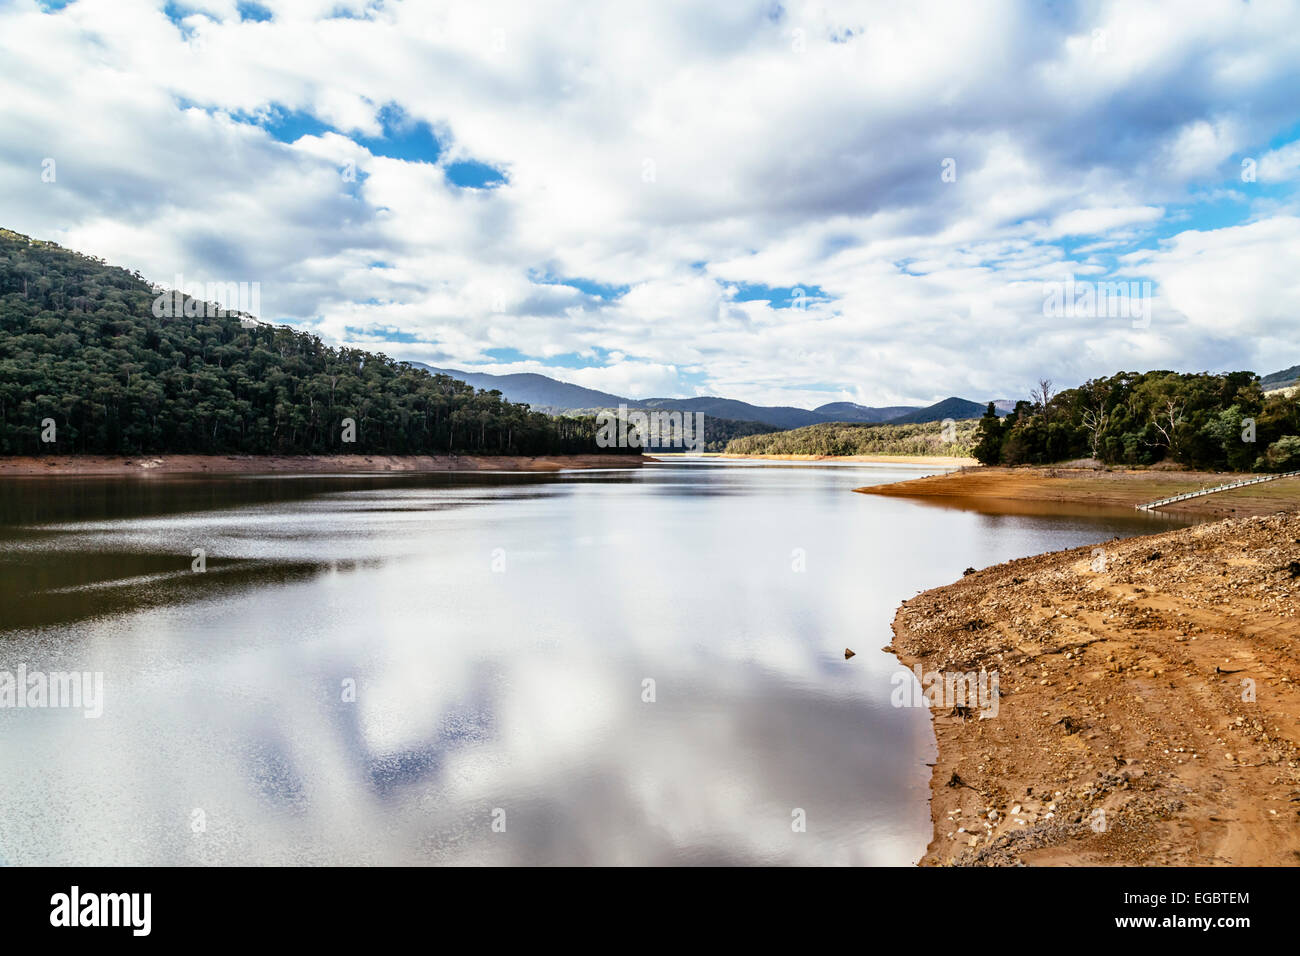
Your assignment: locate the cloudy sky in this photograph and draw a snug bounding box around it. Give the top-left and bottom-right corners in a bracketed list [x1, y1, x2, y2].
[3, 0, 1300, 408]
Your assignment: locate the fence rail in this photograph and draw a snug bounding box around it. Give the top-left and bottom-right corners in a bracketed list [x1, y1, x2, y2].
[1135, 470, 1300, 511]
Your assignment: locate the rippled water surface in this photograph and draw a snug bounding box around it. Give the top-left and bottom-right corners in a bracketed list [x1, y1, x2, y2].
[0, 461, 1191, 865]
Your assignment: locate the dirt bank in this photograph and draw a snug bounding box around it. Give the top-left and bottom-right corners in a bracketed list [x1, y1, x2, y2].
[892, 512, 1300, 866]
[0, 454, 648, 477]
[710, 453, 976, 466]
[859, 466, 1300, 518]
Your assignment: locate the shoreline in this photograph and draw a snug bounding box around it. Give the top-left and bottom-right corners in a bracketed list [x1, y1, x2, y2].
[892, 512, 1300, 865]
[859, 465, 1300, 518]
[709, 453, 976, 466]
[0, 453, 649, 477]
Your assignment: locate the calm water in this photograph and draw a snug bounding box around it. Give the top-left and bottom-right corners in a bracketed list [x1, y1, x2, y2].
[0, 461, 1191, 865]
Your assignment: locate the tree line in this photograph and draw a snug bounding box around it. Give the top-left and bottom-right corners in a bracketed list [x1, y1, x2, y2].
[972, 371, 1300, 471]
[725, 419, 977, 457]
[0, 229, 629, 457]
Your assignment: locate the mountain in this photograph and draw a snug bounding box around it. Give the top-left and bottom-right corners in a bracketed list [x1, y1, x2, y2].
[414, 365, 829, 428]
[415, 364, 1000, 429]
[0, 229, 613, 457]
[813, 401, 920, 423]
[887, 397, 993, 424]
[1261, 364, 1300, 390]
[637, 397, 829, 430]
[413, 365, 629, 410]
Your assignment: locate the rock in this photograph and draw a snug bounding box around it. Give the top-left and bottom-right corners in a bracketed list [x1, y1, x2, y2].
[844, 648, 855, 659]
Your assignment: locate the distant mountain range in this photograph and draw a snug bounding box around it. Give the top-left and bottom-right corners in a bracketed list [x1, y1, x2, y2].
[1262, 364, 1300, 391]
[411, 363, 1009, 429]
[412, 368, 629, 410]
[888, 396, 998, 424]
[410, 361, 1299, 431]
[812, 401, 918, 423]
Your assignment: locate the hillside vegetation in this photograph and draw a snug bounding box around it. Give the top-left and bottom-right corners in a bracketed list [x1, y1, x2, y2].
[724, 419, 977, 457]
[972, 370, 1300, 471]
[0, 229, 617, 457]
[553, 407, 775, 451]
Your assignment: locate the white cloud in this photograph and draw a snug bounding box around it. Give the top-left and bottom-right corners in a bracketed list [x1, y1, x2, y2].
[1128, 217, 1300, 354]
[1045, 206, 1163, 238]
[1257, 140, 1300, 183]
[2, 0, 1299, 407]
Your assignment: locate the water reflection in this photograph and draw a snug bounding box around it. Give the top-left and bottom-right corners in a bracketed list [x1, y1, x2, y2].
[0, 463, 1187, 865]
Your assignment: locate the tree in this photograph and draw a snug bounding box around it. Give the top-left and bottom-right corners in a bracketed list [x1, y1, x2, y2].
[1078, 379, 1109, 461]
[972, 403, 1004, 465]
[0, 228, 627, 458]
[1031, 378, 1055, 422]
[1262, 435, 1300, 471]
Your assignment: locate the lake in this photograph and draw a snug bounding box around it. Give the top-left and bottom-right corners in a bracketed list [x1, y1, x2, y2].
[0, 460, 1193, 865]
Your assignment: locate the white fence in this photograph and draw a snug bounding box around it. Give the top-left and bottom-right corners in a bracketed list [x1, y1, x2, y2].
[1135, 470, 1300, 511]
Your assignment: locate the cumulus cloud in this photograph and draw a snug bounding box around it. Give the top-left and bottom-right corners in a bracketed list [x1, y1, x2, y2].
[2, 0, 1299, 406]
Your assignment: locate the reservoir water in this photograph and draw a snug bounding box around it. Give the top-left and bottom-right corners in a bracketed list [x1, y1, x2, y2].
[0, 460, 1192, 865]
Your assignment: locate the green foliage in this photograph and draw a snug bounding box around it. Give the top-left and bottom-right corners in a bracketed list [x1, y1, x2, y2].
[979, 369, 1300, 472]
[0, 229, 620, 457]
[559, 407, 776, 452]
[696, 417, 777, 452]
[972, 403, 1004, 465]
[723, 419, 977, 457]
[1262, 435, 1300, 471]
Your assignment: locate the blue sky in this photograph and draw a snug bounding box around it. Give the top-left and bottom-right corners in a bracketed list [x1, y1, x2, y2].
[4, 0, 1300, 407]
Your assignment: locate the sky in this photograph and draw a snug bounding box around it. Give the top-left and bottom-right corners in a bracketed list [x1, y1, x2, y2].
[2, 0, 1300, 408]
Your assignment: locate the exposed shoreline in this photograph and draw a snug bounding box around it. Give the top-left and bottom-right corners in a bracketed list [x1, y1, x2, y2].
[859, 465, 1300, 517]
[0, 453, 649, 477]
[711, 453, 977, 466]
[892, 512, 1300, 866]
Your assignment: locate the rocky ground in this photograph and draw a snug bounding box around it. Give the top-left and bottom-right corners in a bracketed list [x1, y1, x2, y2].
[892, 511, 1300, 865]
[711, 453, 977, 466]
[861, 466, 1300, 517]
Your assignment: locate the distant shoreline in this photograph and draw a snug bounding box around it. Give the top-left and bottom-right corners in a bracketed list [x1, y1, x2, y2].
[0, 454, 648, 477]
[858, 465, 1300, 518]
[662, 452, 976, 467]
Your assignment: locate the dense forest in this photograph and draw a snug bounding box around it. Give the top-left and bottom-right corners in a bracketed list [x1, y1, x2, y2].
[0, 229, 625, 457]
[972, 371, 1300, 471]
[724, 419, 977, 457]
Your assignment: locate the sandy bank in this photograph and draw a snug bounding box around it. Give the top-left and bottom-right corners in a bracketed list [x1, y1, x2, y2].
[859, 466, 1300, 517]
[892, 512, 1300, 866]
[712, 453, 976, 466]
[0, 453, 648, 477]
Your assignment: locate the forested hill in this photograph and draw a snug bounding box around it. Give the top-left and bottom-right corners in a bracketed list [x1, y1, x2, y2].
[0, 229, 616, 457]
[971, 370, 1300, 471]
[724, 419, 976, 457]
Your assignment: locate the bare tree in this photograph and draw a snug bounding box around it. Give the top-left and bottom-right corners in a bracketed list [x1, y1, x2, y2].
[1079, 381, 1109, 460]
[1148, 398, 1185, 457]
[1031, 378, 1055, 422]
